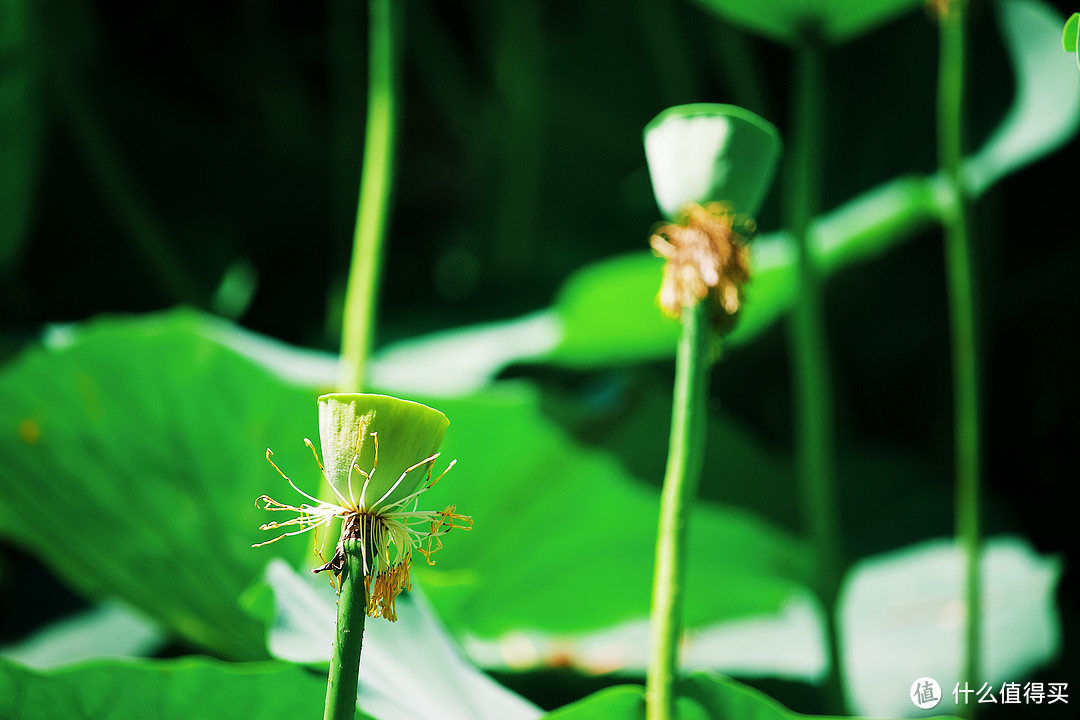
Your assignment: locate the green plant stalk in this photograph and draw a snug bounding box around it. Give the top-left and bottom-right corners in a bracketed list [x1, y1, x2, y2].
[323, 539, 368, 720]
[938, 5, 981, 716]
[339, 0, 398, 392]
[646, 301, 710, 720]
[326, 0, 398, 715]
[783, 38, 846, 712]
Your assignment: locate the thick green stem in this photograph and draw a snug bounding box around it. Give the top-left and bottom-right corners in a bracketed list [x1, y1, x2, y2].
[339, 0, 398, 392]
[323, 541, 368, 720]
[646, 302, 710, 720]
[938, 4, 980, 716]
[784, 37, 846, 713]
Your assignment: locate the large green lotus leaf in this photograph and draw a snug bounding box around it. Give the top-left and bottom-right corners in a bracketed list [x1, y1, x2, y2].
[242, 334, 819, 675]
[688, 0, 923, 45]
[840, 536, 1061, 718]
[674, 672, 846, 720]
[552, 377, 801, 531]
[0, 656, 354, 720]
[544, 685, 644, 720]
[408, 385, 813, 662]
[0, 310, 809, 673]
[545, 672, 929, 719]
[0, 310, 324, 659]
[545, 252, 678, 366]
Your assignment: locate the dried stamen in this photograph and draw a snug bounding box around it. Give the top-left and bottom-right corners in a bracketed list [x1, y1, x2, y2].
[650, 201, 753, 322]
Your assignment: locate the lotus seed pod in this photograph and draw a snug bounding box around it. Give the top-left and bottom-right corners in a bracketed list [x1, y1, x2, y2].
[318, 393, 449, 510]
[644, 103, 781, 219]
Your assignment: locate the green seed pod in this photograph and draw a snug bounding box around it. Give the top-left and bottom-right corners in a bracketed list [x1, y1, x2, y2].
[318, 393, 449, 510]
[644, 103, 781, 219]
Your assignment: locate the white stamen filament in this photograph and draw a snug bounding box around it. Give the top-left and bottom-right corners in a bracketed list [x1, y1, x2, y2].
[372, 452, 441, 508]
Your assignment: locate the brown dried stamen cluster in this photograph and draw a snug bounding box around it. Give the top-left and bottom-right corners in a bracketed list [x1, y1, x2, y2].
[311, 504, 471, 621]
[650, 201, 752, 319]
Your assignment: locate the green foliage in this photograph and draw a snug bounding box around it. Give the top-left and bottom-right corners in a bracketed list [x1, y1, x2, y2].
[0, 309, 1058, 717]
[0, 311, 317, 659]
[0, 0, 1076, 718]
[0, 656, 342, 720]
[545, 672, 915, 720]
[0, 310, 811, 666]
[417, 384, 810, 641]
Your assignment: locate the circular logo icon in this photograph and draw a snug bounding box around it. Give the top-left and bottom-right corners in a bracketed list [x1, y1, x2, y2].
[910, 677, 942, 709]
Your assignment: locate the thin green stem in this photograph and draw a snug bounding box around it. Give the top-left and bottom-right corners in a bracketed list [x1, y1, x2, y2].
[938, 4, 980, 716]
[339, 0, 398, 392]
[646, 302, 710, 720]
[784, 37, 846, 713]
[326, 1, 398, 714]
[323, 540, 368, 720]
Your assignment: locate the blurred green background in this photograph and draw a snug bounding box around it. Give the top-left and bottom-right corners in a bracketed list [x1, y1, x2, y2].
[1, 0, 1077, 717]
